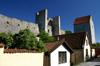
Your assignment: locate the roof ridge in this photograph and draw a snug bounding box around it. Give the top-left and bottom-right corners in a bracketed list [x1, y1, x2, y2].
[53, 31, 87, 36]
[73, 15, 91, 25]
[76, 15, 91, 19]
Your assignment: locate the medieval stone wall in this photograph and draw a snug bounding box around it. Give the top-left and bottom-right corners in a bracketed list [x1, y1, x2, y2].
[0, 14, 39, 36]
[0, 9, 65, 36]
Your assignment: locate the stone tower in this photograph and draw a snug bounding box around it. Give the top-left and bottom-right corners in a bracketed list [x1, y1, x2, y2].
[35, 9, 65, 36]
[52, 16, 61, 35]
[35, 9, 47, 32]
[73, 15, 96, 44]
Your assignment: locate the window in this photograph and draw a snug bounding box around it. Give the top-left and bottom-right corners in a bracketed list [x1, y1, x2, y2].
[7, 22, 9, 24]
[18, 24, 20, 26]
[48, 29, 49, 33]
[42, 28, 44, 30]
[86, 40, 88, 46]
[59, 52, 66, 64]
[86, 49, 88, 56]
[27, 26, 28, 28]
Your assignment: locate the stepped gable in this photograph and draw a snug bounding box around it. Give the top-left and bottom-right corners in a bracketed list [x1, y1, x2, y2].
[73, 15, 91, 25]
[53, 32, 88, 49]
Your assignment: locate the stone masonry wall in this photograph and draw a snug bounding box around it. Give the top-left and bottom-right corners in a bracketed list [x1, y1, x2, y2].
[0, 9, 65, 36]
[89, 16, 96, 44]
[35, 9, 47, 32]
[52, 16, 61, 35]
[0, 14, 39, 36]
[74, 22, 92, 44]
[74, 16, 96, 44]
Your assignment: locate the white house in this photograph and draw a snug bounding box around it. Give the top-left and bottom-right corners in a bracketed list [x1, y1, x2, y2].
[53, 31, 92, 63]
[44, 39, 74, 66]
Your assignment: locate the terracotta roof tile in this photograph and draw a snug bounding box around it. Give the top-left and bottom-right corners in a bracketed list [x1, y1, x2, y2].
[0, 43, 5, 47]
[45, 41, 60, 51]
[73, 15, 91, 25]
[53, 32, 87, 49]
[4, 49, 42, 53]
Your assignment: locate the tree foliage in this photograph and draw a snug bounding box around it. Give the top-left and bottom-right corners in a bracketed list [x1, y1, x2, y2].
[12, 29, 46, 51]
[92, 43, 100, 48]
[0, 32, 14, 48]
[37, 29, 54, 42]
[0, 29, 46, 51]
[65, 31, 72, 34]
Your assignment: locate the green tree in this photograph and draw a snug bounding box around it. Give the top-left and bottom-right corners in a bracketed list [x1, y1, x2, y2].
[92, 43, 100, 48]
[37, 29, 54, 42]
[0, 32, 14, 48]
[13, 29, 46, 51]
[65, 31, 72, 34]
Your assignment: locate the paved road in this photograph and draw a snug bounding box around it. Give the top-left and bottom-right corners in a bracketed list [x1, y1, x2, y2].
[77, 57, 100, 66]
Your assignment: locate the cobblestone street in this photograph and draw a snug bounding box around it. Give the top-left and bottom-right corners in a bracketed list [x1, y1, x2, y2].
[77, 57, 100, 66]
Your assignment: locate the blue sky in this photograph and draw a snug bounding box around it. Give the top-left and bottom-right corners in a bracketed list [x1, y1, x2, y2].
[0, 0, 100, 43]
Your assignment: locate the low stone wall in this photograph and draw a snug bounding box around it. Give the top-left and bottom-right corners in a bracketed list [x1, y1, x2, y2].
[0, 46, 44, 66]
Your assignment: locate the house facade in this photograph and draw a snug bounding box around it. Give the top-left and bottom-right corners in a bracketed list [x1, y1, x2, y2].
[73, 15, 96, 44]
[53, 31, 91, 62]
[44, 39, 74, 66]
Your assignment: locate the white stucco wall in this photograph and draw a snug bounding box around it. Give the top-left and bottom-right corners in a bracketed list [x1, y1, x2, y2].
[51, 45, 70, 66]
[0, 48, 44, 66]
[92, 49, 95, 57]
[83, 35, 91, 61]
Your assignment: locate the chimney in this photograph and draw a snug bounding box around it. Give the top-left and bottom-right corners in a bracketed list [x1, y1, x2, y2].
[57, 37, 59, 41]
[36, 37, 40, 41]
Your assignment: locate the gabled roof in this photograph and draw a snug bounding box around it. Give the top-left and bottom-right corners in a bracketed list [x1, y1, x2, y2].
[73, 15, 91, 25]
[53, 32, 90, 49]
[44, 39, 74, 54]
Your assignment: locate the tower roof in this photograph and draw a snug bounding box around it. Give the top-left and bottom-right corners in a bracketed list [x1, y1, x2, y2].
[73, 15, 91, 25]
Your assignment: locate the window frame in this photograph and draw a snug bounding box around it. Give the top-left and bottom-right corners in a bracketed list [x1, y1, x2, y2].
[58, 51, 67, 64]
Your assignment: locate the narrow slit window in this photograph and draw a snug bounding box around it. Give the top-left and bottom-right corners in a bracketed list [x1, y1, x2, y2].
[18, 24, 20, 26]
[7, 22, 9, 24]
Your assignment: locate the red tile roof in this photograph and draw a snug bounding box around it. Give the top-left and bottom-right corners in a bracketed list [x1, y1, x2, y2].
[4, 49, 42, 53]
[44, 39, 74, 53]
[73, 15, 91, 25]
[45, 41, 60, 51]
[53, 32, 88, 49]
[0, 43, 5, 47]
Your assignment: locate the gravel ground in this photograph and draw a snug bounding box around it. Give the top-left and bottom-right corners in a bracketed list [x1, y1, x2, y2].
[77, 57, 100, 66]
